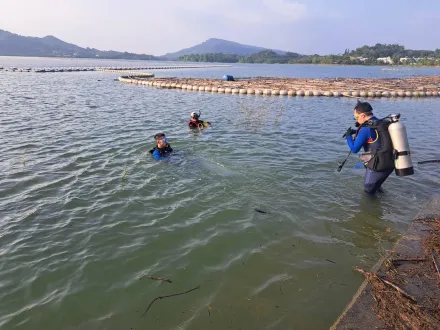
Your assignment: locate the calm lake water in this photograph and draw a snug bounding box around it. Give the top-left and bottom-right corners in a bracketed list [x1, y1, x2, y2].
[1, 57, 440, 330]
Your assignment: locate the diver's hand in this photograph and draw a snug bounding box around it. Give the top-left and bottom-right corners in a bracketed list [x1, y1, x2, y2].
[342, 127, 356, 138]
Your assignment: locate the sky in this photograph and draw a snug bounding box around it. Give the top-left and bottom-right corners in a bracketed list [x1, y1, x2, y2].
[1, 0, 439, 56]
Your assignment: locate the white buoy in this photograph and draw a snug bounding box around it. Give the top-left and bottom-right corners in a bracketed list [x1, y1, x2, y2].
[351, 91, 361, 97]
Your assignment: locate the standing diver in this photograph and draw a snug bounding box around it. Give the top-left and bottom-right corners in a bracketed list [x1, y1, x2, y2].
[149, 132, 173, 160]
[188, 112, 211, 129]
[343, 101, 395, 194]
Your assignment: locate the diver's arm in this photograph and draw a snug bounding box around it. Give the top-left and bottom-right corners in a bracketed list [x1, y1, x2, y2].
[346, 127, 369, 153]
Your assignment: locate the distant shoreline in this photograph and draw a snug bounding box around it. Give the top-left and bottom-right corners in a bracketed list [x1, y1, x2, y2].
[1, 55, 440, 69]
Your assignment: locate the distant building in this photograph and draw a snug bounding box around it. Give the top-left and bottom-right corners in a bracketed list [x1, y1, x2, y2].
[350, 56, 368, 62]
[377, 57, 393, 64]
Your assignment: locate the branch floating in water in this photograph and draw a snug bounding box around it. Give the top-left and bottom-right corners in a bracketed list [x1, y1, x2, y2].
[141, 285, 201, 318]
[418, 160, 440, 165]
[148, 275, 172, 284]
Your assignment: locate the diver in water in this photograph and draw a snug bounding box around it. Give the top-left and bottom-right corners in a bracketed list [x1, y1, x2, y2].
[344, 101, 395, 194]
[149, 132, 173, 160]
[188, 112, 211, 129]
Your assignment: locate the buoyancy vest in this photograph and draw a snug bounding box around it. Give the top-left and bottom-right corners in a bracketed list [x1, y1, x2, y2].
[361, 119, 395, 172]
[188, 119, 207, 129]
[149, 145, 173, 157]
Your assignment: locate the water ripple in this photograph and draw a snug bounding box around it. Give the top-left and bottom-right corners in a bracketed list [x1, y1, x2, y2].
[1, 61, 440, 330]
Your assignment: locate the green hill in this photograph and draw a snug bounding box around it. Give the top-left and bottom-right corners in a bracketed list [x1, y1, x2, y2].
[161, 38, 286, 60]
[0, 29, 157, 60]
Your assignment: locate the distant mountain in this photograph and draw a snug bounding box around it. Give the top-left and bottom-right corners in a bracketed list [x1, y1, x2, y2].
[162, 38, 286, 59]
[0, 30, 157, 60]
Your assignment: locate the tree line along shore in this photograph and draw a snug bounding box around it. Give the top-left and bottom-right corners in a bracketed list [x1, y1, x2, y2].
[179, 44, 440, 66]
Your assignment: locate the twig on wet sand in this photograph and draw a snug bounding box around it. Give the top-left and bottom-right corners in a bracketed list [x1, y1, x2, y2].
[391, 258, 426, 264]
[431, 250, 440, 280]
[141, 286, 201, 318]
[354, 267, 417, 303]
[379, 276, 417, 303]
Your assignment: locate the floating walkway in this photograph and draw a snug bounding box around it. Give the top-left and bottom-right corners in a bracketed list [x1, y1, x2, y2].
[0, 64, 232, 73]
[118, 76, 440, 98]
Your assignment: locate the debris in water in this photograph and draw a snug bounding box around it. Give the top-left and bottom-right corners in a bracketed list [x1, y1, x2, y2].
[148, 276, 172, 284]
[141, 285, 201, 318]
[418, 159, 440, 165]
[325, 259, 336, 264]
[254, 208, 269, 214]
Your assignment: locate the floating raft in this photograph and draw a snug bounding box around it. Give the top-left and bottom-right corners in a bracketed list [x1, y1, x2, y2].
[1, 64, 232, 73]
[118, 76, 440, 98]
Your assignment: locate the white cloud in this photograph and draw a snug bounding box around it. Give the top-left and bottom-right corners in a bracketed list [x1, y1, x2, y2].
[262, 0, 307, 22]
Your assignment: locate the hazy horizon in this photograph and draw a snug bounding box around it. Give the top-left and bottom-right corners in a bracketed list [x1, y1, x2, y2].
[2, 0, 439, 56]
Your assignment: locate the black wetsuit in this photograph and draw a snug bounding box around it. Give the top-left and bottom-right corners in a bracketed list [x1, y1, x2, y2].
[149, 145, 173, 160]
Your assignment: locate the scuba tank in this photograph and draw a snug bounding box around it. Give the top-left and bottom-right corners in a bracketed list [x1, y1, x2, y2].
[363, 114, 414, 176]
[387, 114, 414, 176]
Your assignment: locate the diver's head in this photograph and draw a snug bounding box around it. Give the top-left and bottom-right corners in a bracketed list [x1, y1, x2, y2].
[354, 101, 373, 124]
[154, 132, 168, 148]
[190, 112, 199, 120]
